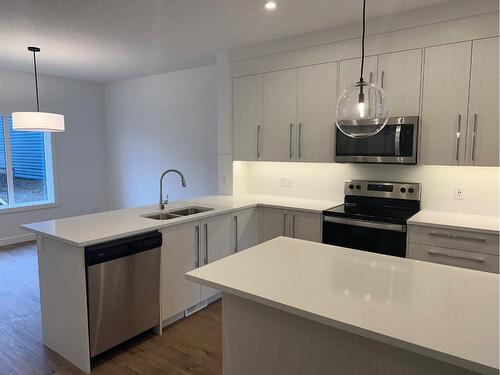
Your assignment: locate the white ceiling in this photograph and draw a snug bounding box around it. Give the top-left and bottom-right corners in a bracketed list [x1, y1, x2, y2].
[0, 0, 452, 83]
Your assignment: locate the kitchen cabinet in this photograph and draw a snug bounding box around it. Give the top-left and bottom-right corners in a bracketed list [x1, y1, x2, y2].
[232, 208, 258, 253]
[161, 221, 202, 321]
[420, 42, 472, 165]
[377, 49, 422, 116]
[408, 224, 499, 273]
[258, 207, 322, 243]
[466, 37, 499, 166]
[233, 75, 263, 160]
[262, 69, 298, 161]
[288, 210, 322, 242]
[201, 214, 233, 300]
[258, 207, 287, 243]
[296, 62, 337, 162]
[161, 213, 233, 321]
[338, 56, 378, 96]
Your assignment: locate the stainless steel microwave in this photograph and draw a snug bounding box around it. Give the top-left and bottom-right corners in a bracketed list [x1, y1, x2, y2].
[335, 116, 419, 164]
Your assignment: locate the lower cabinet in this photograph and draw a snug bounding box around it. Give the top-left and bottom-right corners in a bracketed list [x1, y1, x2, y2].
[161, 206, 322, 323]
[258, 207, 322, 243]
[407, 224, 499, 273]
[161, 213, 233, 321]
[232, 208, 258, 252]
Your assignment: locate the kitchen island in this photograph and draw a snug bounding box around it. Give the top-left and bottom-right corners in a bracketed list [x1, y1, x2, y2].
[21, 194, 338, 373]
[186, 236, 499, 375]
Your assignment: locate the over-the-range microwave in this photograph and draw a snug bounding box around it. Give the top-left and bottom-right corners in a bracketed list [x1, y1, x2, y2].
[335, 116, 419, 164]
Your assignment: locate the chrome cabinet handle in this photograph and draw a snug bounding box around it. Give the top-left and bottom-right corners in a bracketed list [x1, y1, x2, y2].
[369, 72, 373, 84]
[428, 231, 486, 242]
[233, 216, 238, 253]
[428, 249, 485, 263]
[381, 70, 385, 89]
[472, 113, 478, 162]
[292, 215, 296, 238]
[195, 225, 200, 267]
[283, 214, 287, 236]
[289, 123, 293, 159]
[256, 125, 261, 159]
[455, 114, 462, 161]
[298, 123, 302, 159]
[203, 223, 209, 265]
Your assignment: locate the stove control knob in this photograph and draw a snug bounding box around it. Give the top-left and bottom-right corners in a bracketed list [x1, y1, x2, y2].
[408, 188, 415, 194]
[349, 184, 354, 190]
[355, 185, 361, 190]
[400, 187, 406, 193]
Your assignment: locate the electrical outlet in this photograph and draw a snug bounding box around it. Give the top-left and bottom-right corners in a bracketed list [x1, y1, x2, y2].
[280, 177, 287, 187]
[455, 186, 465, 200]
[287, 177, 293, 188]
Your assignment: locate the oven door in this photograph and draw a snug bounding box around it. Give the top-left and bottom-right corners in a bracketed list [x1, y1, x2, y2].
[322, 216, 407, 257]
[335, 117, 418, 164]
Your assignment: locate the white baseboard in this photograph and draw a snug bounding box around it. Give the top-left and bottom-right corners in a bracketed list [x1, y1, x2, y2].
[0, 233, 36, 247]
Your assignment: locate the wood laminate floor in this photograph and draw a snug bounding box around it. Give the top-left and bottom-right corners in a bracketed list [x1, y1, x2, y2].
[0, 242, 222, 375]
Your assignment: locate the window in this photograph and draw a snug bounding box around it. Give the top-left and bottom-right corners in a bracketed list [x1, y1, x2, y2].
[0, 114, 55, 209]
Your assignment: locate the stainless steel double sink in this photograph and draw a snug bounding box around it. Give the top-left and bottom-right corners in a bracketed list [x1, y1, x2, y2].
[143, 206, 213, 220]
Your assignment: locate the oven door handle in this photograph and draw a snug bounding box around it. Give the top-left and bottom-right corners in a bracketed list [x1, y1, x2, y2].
[324, 216, 406, 232]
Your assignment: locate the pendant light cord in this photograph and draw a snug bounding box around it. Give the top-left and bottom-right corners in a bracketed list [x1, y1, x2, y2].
[359, 0, 366, 83]
[31, 49, 40, 112]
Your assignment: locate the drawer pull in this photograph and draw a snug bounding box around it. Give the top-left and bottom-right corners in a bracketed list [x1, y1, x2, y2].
[428, 232, 486, 242]
[428, 250, 485, 263]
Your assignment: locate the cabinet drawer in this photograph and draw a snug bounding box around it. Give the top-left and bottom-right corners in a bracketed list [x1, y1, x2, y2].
[408, 225, 499, 255]
[408, 243, 499, 273]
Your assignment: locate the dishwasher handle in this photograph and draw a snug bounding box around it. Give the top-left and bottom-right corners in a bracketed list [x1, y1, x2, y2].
[85, 231, 162, 266]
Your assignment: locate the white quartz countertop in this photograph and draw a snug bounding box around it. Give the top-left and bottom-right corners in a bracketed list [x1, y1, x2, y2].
[186, 237, 499, 374]
[22, 194, 340, 247]
[408, 209, 500, 234]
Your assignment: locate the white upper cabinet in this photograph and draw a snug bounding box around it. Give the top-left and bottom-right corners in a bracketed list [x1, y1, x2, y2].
[297, 62, 338, 162]
[262, 69, 298, 161]
[233, 75, 263, 161]
[420, 42, 472, 165]
[377, 49, 422, 116]
[466, 37, 499, 166]
[338, 55, 378, 97]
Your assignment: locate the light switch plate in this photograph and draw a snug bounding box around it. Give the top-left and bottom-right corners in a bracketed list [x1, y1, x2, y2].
[455, 186, 464, 200]
[280, 177, 287, 187]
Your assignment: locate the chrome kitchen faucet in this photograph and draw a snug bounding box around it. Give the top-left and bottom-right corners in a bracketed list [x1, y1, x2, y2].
[159, 169, 187, 210]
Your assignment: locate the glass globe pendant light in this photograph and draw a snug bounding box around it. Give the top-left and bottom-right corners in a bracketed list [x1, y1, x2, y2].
[336, 0, 390, 138]
[12, 47, 65, 132]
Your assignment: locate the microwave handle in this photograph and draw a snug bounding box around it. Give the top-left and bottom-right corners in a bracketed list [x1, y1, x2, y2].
[394, 125, 401, 156]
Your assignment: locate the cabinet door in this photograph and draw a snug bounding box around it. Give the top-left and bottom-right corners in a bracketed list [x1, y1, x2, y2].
[378, 49, 422, 116]
[161, 222, 201, 321]
[258, 207, 287, 243]
[420, 42, 471, 165]
[233, 75, 263, 161]
[467, 37, 499, 166]
[297, 62, 337, 162]
[262, 69, 298, 161]
[233, 208, 258, 252]
[201, 214, 233, 300]
[289, 210, 322, 243]
[338, 55, 378, 97]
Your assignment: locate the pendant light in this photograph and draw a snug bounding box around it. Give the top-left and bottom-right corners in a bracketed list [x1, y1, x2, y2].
[12, 47, 65, 132]
[335, 0, 390, 138]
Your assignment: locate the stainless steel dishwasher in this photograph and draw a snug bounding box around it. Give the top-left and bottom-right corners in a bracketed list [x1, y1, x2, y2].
[85, 231, 162, 357]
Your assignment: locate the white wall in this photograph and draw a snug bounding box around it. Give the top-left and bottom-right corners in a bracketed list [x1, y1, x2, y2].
[234, 162, 500, 216]
[0, 68, 108, 245]
[105, 65, 218, 209]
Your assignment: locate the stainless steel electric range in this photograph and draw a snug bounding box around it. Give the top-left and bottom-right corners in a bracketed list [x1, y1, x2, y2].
[322, 180, 421, 258]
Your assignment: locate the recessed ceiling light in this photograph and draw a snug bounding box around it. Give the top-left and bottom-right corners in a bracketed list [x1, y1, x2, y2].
[265, 1, 277, 10]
